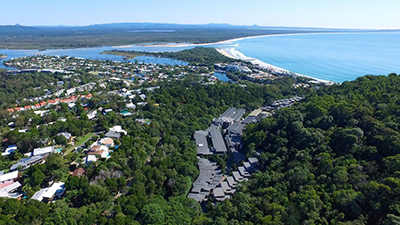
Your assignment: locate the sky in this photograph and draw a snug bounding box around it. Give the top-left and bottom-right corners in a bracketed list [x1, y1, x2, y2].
[1, 0, 399, 29]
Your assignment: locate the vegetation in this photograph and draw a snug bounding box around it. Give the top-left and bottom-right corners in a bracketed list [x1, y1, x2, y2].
[104, 47, 240, 66]
[0, 23, 335, 50]
[3, 45, 400, 224]
[206, 73, 400, 224]
[0, 74, 295, 224]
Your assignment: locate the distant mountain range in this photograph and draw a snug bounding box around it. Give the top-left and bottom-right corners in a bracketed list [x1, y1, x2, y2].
[0, 22, 380, 33]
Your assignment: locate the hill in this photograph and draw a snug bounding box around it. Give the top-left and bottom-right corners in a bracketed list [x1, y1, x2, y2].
[205, 73, 400, 224]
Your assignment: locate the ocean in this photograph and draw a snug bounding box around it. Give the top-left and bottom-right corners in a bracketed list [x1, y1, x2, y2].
[216, 32, 400, 83]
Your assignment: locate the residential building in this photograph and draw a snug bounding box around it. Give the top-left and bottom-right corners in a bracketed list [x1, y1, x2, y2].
[10, 156, 44, 171]
[31, 182, 65, 203]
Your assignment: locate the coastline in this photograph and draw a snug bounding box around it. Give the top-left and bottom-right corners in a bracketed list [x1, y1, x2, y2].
[216, 48, 334, 84]
[140, 34, 283, 48]
[140, 32, 337, 48]
[139, 32, 335, 84]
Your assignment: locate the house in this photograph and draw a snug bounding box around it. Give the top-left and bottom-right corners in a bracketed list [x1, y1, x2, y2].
[221, 181, 235, 195]
[248, 157, 259, 167]
[243, 161, 255, 173]
[102, 109, 113, 115]
[84, 155, 97, 164]
[10, 155, 44, 171]
[31, 182, 65, 203]
[57, 132, 72, 141]
[88, 144, 109, 158]
[0, 181, 22, 199]
[109, 126, 127, 135]
[106, 125, 127, 138]
[105, 131, 121, 139]
[226, 176, 237, 188]
[135, 118, 150, 125]
[87, 110, 97, 120]
[98, 138, 114, 147]
[238, 166, 251, 178]
[213, 187, 228, 201]
[71, 168, 86, 177]
[139, 94, 146, 100]
[2, 145, 17, 156]
[0, 171, 19, 184]
[34, 110, 49, 117]
[232, 171, 244, 182]
[32, 146, 55, 156]
[126, 103, 136, 109]
[137, 102, 147, 107]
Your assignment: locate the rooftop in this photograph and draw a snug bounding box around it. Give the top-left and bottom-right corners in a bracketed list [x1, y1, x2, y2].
[227, 123, 246, 135]
[0, 171, 18, 183]
[33, 146, 55, 156]
[209, 126, 227, 153]
[194, 130, 211, 155]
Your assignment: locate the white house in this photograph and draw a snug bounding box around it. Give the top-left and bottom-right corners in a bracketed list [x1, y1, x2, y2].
[31, 182, 65, 202]
[2, 145, 17, 156]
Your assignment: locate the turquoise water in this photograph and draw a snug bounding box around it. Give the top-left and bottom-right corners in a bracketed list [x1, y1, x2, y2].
[216, 32, 400, 82]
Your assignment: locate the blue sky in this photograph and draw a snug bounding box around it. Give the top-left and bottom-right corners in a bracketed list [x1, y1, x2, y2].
[1, 0, 399, 29]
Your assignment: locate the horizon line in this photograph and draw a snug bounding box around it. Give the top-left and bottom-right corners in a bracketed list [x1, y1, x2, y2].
[0, 22, 398, 31]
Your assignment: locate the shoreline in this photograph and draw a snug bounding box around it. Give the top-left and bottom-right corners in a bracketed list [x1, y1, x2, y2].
[140, 32, 342, 48]
[216, 48, 334, 84]
[141, 30, 400, 48]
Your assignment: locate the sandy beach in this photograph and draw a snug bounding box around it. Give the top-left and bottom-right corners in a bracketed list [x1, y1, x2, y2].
[111, 45, 133, 48]
[216, 47, 333, 84]
[139, 33, 335, 84]
[141, 32, 337, 48]
[139, 32, 337, 84]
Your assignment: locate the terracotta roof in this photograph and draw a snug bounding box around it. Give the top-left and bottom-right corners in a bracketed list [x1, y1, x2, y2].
[72, 168, 86, 177]
[88, 149, 105, 155]
[91, 145, 101, 151]
[100, 138, 114, 145]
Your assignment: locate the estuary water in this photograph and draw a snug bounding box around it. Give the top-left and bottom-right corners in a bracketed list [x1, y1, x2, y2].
[219, 32, 400, 82]
[0, 45, 191, 69]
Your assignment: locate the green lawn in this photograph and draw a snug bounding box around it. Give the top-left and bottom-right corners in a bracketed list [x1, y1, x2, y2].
[64, 132, 95, 155]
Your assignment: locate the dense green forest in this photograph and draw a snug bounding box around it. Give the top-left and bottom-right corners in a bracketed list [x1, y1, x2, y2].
[104, 47, 240, 66]
[202, 74, 400, 224]
[0, 23, 338, 50]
